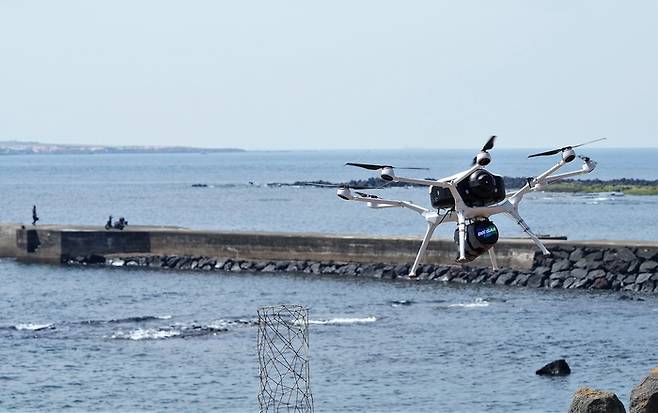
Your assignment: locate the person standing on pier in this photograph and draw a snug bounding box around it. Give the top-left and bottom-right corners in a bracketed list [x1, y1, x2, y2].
[32, 205, 39, 225]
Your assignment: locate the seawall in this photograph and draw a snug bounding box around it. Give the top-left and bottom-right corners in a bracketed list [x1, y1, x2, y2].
[2, 224, 657, 294]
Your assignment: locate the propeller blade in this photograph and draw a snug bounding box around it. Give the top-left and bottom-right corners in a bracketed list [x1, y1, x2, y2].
[345, 162, 428, 171]
[572, 137, 607, 149]
[528, 138, 606, 158]
[481, 135, 496, 152]
[527, 148, 563, 158]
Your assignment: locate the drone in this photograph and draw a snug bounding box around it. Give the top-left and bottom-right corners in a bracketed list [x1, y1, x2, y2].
[336, 136, 605, 277]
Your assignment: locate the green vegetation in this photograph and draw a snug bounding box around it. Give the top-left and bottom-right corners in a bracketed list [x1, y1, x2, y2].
[545, 182, 658, 195]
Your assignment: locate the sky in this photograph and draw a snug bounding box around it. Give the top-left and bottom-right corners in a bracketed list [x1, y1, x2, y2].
[0, 1, 656, 150]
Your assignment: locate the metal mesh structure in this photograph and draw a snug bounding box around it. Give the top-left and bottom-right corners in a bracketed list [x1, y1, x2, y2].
[257, 305, 314, 413]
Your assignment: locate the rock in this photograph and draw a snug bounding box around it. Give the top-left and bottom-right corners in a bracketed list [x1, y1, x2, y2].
[630, 367, 658, 413]
[617, 247, 640, 263]
[110, 259, 125, 267]
[628, 261, 641, 274]
[567, 387, 626, 413]
[637, 249, 658, 261]
[549, 279, 562, 288]
[623, 274, 638, 285]
[512, 273, 531, 287]
[636, 273, 653, 285]
[571, 268, 589, 280]
[262, 264, 277, 272]
[536, 359, 571, 376]
[527, 273, 546, 288]
[495, 272, 515, 286]
[639, 261, 658, 273]
[570, 248, 585, 262]
[588, 269, 607, 280]
[591, 277, 610, 290]
[573, 278, 592, 289]
[552, 259, 572, 272]
[534, 266, 551, 276]
[563, 277, 577, 289]
[550, 271, 571, 281]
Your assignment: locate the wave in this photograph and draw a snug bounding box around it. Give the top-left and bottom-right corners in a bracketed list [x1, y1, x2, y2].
[12, 323, 55, 331]
[109, 320, 241, 341]
[448, 298, 490, 308]
[390, 300, 414, 307]
[111, 328, 181, 341]
[306, 316, 377, 325]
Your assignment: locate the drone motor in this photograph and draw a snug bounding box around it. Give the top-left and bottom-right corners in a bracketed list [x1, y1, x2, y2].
[453, 218, 499, 262]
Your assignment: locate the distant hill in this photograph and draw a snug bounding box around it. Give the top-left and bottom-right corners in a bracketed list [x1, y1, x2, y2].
[0, 141, 245, 155]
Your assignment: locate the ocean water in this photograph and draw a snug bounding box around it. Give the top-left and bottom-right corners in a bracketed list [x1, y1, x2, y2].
[1, 149, 658, 412]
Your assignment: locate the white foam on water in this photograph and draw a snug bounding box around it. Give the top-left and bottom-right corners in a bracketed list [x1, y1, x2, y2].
[14, 323, 54, 331]
[111, 328, 180, 340]
[156, 315, 173, 320]
[449, 298, 490, 308]
[306, 316, 377, 325]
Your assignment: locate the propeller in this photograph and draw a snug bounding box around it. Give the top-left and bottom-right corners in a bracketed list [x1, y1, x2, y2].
[528, 138, 606, 158]
[345, 163, 429, 171]
[472, 135, 496, 165]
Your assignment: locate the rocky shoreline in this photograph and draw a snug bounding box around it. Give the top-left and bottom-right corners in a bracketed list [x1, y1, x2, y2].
[62, 243, 658, 295]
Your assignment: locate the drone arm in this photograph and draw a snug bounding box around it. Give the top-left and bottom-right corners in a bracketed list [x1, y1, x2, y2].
[390, 176, 450, 188]
[543, 158, 597, 184]
[351, 195, 429, 215]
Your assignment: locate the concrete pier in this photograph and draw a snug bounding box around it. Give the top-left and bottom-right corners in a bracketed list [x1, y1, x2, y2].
[2, 223, 657, 294]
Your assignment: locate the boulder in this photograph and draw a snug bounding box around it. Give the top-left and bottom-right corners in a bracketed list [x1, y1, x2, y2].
[637, 249, 658, 261]
[552, 259, 572, 272]
[591, 277, 610, 290]
[639, 261, 658, 273]
[568, 387, 626, 413]
[630, 367, 658, 413]
[527, 273, 546, 288]
[636, 273, 653, 285]
[536, 359, 571, 376]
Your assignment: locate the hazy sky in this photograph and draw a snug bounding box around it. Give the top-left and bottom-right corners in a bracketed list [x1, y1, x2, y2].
[1, 1, 656, 150]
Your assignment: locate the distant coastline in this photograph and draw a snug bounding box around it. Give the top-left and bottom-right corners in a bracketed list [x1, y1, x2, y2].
[0, 140, 244, 155]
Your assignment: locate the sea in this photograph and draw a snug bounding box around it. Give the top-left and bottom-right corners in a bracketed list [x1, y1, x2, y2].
[1, 148, 657, 412]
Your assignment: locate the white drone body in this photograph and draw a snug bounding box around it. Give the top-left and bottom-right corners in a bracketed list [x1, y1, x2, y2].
[338, 136, 603, 277]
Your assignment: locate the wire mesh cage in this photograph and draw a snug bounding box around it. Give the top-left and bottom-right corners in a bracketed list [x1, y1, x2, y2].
[257, 304, 314, 413]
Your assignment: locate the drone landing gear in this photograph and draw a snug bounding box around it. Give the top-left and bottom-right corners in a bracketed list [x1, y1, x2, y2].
[409, 222, 439, 278]
[506, 209, 551, 256]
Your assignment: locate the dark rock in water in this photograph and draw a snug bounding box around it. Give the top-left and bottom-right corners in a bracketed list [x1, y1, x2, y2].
[630, 367, 658, 413]
[536, 359, 571, 376]
[567, 387, 626, 413]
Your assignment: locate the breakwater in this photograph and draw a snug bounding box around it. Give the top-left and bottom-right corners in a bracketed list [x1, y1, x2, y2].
[3, 224, 656, 295]
[276, 176, 658, 195]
